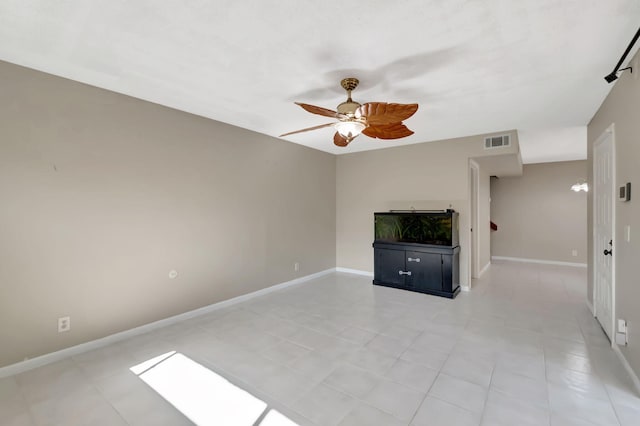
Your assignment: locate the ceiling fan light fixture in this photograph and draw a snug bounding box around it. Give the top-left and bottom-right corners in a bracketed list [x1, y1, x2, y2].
[335, 120, 366, 138]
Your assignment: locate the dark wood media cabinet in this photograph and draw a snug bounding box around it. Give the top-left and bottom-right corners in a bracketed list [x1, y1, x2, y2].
[373, 242, 460, 298]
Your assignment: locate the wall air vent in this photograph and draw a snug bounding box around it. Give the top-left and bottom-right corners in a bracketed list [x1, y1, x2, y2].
[484, 134, 511, 149]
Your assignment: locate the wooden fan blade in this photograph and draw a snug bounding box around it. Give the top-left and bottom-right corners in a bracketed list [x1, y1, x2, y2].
[358, 102, 418, 125]
[295, 102, 340, 118]
[362, 122, 414, 140]
[280, 122, 336, 137]
[333, 132, 350, 147]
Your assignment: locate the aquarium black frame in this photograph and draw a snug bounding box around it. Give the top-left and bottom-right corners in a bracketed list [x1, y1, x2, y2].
[373, 209, 460, 298]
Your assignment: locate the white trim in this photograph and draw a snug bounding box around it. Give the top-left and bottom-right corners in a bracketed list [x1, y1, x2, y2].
[0, 268, 336, 378]
[335, 267, 373, 277]
[586, 299, 595, 316]
[460, 285, 471, 292]
[469, 159, 480, 280]
[478, 262, 491, 277]
[491, 256, 587, 268]
[612, 344, 640, 396]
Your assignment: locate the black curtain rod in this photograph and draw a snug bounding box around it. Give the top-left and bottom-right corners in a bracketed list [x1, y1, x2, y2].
[605, 26, 640, 83]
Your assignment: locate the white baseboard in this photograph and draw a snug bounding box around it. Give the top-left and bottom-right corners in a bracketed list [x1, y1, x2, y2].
[460, 285, 470, 292]
[478, 262, 491, 277]
[612, 344, 640, 397]
[0, 268, 336, 378]
[335, 267, 373, 277]
[491, 256, 587, 268]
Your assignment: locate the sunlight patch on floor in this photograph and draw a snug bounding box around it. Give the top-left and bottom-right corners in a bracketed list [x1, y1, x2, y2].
[260, 409, 300, 426]
[130, 351, 298, 425]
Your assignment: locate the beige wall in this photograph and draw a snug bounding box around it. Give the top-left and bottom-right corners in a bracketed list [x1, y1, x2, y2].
[588, 49, 640, 377]
[490, 161, 587, 263]
[336, 132, 520, 288]
[0, 61, 336, 368]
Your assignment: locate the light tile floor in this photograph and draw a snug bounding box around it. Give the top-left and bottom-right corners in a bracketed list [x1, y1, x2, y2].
[2, 261, 640, 425]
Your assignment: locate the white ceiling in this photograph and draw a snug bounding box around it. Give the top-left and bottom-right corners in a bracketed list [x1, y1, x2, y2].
[1, 1, 638, 162]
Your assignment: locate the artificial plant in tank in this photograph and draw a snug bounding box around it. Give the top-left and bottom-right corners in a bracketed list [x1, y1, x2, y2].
[374, 213, 453, 245]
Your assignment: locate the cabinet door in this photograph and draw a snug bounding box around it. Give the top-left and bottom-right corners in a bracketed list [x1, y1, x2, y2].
[406, 251, 442, 292]
[374, 248, 406, 287]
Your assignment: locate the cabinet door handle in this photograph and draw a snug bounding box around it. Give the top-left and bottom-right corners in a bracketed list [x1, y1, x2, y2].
[407, 257, 421, 263]
[399, 270, 412, 276]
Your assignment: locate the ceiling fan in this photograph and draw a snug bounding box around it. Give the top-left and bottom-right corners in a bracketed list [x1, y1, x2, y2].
[280, 78, 419, 147]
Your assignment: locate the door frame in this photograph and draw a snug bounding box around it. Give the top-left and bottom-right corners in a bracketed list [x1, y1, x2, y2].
[592, 123, 616, 345]
[469, 159, 480, 280]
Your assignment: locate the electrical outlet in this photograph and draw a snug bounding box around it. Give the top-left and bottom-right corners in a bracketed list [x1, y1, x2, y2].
[58, 316, 71, 333]
[294, 262, 300, 272]
[571, 249, 578, 257]
[618, 319, 627, 333]
[616, 319, 628, 346]
[616, 332, 628, 346]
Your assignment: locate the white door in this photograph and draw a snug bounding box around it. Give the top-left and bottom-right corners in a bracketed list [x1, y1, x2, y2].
[593, 127, 615, 341]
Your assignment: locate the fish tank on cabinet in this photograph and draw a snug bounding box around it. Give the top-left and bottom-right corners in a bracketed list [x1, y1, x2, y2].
[374, 209, 459, 247]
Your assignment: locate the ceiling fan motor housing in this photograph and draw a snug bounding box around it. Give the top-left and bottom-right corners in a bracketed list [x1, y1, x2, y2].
[337, 100, 362, 117]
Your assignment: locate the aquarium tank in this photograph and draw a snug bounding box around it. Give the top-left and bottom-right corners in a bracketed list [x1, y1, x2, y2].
[374, 210, 459, 247]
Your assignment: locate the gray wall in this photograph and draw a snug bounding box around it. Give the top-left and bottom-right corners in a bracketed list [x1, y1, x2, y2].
[0, 61, 337, 368]
[490, 161, 587, 263]
[588, 49, 640, 378]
